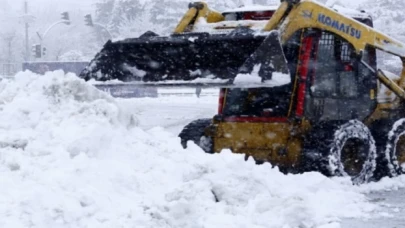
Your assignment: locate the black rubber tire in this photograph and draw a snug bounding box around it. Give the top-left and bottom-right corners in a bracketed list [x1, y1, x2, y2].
[382, 118, 405, 176]
[328, 120, 377, 184]
[369, 119, 396, 180]
[303, 120, 376, 184]
[178, 118, 214, 153]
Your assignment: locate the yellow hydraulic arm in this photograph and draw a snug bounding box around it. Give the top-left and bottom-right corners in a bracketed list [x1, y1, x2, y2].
[174, 2, 224, 34]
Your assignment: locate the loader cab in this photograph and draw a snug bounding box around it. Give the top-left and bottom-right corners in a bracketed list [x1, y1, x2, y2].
[218, 14, 377, 124]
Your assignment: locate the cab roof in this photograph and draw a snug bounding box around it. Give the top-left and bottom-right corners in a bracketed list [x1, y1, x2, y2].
[222, 5, 279, 14]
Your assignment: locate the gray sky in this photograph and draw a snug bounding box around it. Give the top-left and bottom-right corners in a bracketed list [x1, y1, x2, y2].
[6, 0, 369, 12]
[6, 0, 96, 12]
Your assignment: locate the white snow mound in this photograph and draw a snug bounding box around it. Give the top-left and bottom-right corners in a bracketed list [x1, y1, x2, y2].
[0, 71, 383, 228]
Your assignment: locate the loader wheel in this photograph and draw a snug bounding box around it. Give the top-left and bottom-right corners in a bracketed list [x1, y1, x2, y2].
[178, 118, 214, 154]
[369, 119, 396, 180]
[328, 120, 377, 184]
[382, 119, 405, 176]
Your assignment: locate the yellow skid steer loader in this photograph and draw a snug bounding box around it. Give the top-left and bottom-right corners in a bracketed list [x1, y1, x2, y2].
[81, 0, 405, 184]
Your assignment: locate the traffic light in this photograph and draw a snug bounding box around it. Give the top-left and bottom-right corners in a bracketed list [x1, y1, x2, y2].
[84, 14, 93, 27]
[42, 47, 47, 56]
[32, 44, 42, 58]
[61, 12, 70, 25]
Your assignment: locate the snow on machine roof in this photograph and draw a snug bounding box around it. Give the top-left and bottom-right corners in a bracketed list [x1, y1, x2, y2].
[194, 3, 372, 34]
[222, 5, 280, 14]
[221, 3, 371, 20]
[332, 5, 371, 20]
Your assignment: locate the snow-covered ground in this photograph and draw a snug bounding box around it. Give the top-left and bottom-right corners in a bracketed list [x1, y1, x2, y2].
[0, 71, 405, 228]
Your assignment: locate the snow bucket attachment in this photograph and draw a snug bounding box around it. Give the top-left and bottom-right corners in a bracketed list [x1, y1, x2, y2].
[80, 30, 290, 87]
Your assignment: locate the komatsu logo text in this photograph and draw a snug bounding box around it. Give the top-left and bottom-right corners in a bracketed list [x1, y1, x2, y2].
[317, 14, 362, 39]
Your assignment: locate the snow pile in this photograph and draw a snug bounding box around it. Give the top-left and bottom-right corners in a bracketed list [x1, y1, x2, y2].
[193, 20, 269, 34]
[0, 70, 388, 228]
[358, 175, 405, 192]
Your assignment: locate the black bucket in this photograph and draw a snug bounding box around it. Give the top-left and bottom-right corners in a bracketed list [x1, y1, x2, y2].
[80, 30, 289, 86]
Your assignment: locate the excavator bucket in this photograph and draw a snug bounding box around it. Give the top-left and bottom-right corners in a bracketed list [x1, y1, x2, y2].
[80, 30, 290, 87]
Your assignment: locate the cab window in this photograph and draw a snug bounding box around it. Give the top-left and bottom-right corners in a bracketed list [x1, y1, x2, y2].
[221, 31, 302, 118]
[222, 86, 291, 117]
[304, 29, 377, 122]
[310, 32, 373, 98]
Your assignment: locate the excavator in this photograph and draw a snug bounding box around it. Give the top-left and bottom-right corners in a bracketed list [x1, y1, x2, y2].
[80, 0, 405, 184]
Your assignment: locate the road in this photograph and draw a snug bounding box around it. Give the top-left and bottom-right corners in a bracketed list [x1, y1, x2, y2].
[342, 190, 405, 228]
[125, 88, 405, 228]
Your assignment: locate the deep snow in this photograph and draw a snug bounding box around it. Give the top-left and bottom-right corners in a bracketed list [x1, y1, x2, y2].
[0, 71, 404, 228]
